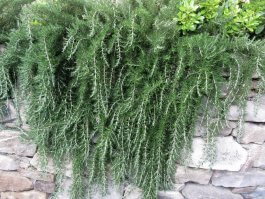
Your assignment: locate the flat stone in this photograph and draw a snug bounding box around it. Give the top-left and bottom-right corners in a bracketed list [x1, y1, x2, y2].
[158, 191, 184, 199]
[57, 178, 72, 199]
[232, 187, 257, 194]
[252, 80, 259, 90]
[1, 190, 47, 199]
[19, 103, 30, 131]
[30, 153, 56, 174]
[252, 71, 260, 79]
[123, 184, 185, 199]
[64, 158, 73, 177]
[187, 136, 247, 171]
[30, 153, 72, 176]
[182, 184, 243, 199]
[212, 169, 265, 187]
[248, 90, 257, 98]
[0, 44, 5, 53]
[0, 130, 36, 156]
[89, 183, 124, 199]
[0, 171, 33, 191]
[19, 157, 32, 169]
[123, 184, 142, 199]
[34, 180, 55, 193]
[174, 166, 212, 184]
[173, 184, 185, 191]
[0, 155, 19, 170]
[0, 99, 18, 124]
[228, 99, 265, 122]
[241, 144, 262, 171]
[221, 83, 258, 98]
[233, 123, 265, 144]
[19, 168, 55, 182]
[228, 105, 241, 121]
[220, 83, 229, 98]
[242, 187, 265, 199]
[253, 144, 265, 169]
[194, 121, 236, 137]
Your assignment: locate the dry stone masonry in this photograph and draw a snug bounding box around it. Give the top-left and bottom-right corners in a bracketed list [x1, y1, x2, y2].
[0, 45, 265, 198]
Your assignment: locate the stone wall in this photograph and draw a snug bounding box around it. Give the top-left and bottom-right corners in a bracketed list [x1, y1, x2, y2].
[0, 44, 265, 198]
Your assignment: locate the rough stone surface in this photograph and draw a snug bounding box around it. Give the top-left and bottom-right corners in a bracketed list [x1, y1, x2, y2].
[34, 180, 55, 193]
[187, 136, 247, 171]
[1, 190, 47, 199]
[57, 178, 72, 199]
[232, 187, 257, 194]
[174, 166, 212, 184]
[242, 187, 265, 199]
[252, 80, 259, 90]
[233, 123, 265, 144]
[30, 153, 56, 174]
[212, 169, 265, 187]
[1, 89, 265, 198]
[182, 184, 243, 199]
[195, 121, 236, 137]
[90, 183, 124, 199]
[0, 130, 36, 156]
[19, 157, 32, 169]
[220, 82, 258, 98]
[228, 99, 265, 122]
[157, 191, 184, 199]
[19, 169, 55, 182]
[30, 153, 72, 176]
[0, 155, 19, 171]
[241, 144, 263, 171]
[0, 44, 5, 53]
[64, 159, 73, 178]
[123, 185, 142, 199]
[248, 90, 257, 98]
[0, 99, 18, 124]
[253, 144, 265, 169]
[19, 103, 30, 131]
[252, 71, 260, 79]
[0, 171, 33, 191]
[173, 184, 185, 191]
[123, 185, 184, 199]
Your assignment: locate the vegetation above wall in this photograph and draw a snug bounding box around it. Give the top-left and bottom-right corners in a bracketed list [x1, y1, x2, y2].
[0, 0, 35, 43]
[0, 0, 265, 198]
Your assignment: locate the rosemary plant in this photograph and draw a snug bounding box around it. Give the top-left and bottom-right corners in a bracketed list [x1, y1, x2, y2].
[0, 0, 265, 198]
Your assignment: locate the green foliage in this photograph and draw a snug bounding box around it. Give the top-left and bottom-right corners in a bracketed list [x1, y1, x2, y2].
[175, 0, 264, 36]
[175, 0, 204, 33]
[244, 0, 265, 37]
[223, 0, 264, 35]
[244, 0, 265, 12]
[0, 0, 35, 43]
[200, 0, 221, 20]
[0, 0, 265, 199]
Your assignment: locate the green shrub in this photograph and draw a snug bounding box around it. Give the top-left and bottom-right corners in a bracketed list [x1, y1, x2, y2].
[175, 0, 204, 34]
[0, 0, 265, 198]
[0, 0, 35, 43]
[244, 0, 265, 37]
[222, 0, 264, 36]
[200, 0, 221, 20]
[174, 0, 264, 36]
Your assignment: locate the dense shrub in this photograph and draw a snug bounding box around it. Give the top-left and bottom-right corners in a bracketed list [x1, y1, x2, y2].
[0, 0, 265, 198]
[0, 0, 35, 43]
[244, 0, 265, 37]
[174, 0, 264, 36]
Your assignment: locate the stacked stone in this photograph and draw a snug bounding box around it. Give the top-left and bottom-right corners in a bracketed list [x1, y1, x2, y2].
[1, 90, 265, 199]
[0, 43, 265, 198]
[0, 100, 57, 199]
[123, 73, 265, 199]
